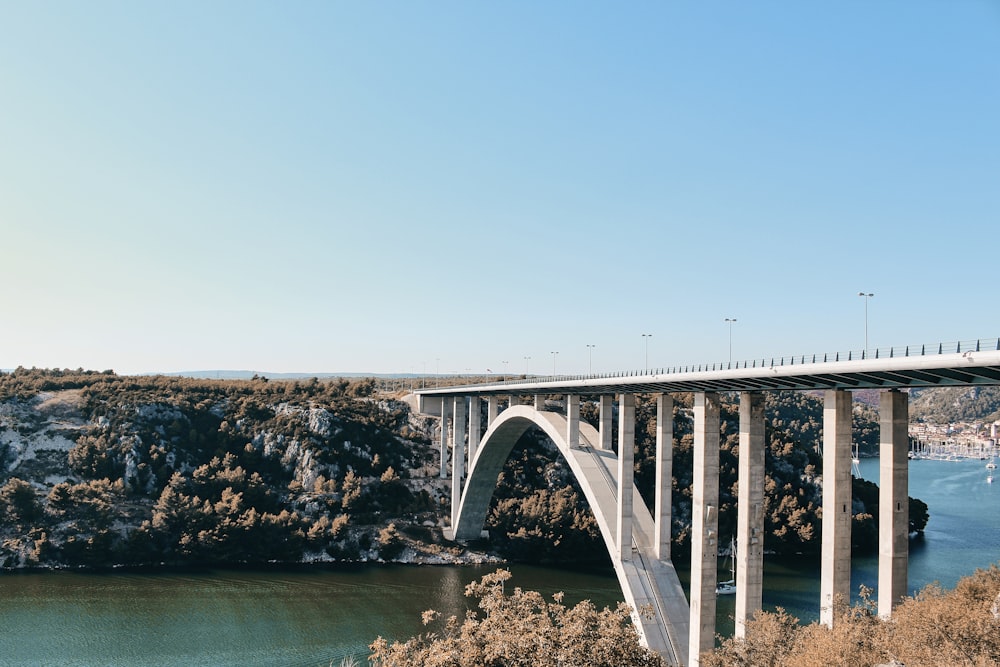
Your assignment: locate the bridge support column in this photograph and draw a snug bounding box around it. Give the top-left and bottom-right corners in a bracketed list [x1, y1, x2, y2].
[654, 393, 673, 560]
[821, 389, 853, 627]
[439, 399, 450, 478]
[487, 396, 499, 426]
[566, 394, 580, 449]
[468, 396, 481, 470]
[534, 394, 545, 411]
[617, 393, 635, 562]
[599, 394, 613, 450]
[689, 392, 720, 667]
[450, 397, 466, 527]
[878, 389, 909, 618]
[508, 395, 519, 410]
[735, 391, 765, 639]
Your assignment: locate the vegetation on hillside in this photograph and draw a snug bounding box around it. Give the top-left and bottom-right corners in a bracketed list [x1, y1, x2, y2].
[2, 369, 928, 571]
[0, 368, 443, 568]
[908, 386, 1000, 424]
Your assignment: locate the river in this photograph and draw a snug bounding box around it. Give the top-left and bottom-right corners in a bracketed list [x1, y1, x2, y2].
[0, 458, 996, 666]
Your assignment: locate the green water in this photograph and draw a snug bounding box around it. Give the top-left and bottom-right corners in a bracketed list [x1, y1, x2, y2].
[0, 458, 997, 666]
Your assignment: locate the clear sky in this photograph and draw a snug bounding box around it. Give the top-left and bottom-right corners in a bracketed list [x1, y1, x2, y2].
[2, 2, 998, 377]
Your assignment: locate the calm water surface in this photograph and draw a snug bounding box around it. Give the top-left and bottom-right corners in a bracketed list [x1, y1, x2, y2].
[1, 458, 997, 666]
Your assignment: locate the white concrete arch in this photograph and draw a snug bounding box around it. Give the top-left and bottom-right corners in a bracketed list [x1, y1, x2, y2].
[449, 405, 691, 665]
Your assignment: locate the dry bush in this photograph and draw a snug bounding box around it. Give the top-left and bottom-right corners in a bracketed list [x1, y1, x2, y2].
[369, 568, 668, 667]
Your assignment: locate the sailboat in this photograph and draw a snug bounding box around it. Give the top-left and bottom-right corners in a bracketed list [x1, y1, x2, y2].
[716, 537, 736, 596]
[986, 454, 997, 471]
[852, 444, 862, 477]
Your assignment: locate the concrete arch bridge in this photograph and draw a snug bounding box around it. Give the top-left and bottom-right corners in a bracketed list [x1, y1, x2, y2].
[414, 339, 1000, 666]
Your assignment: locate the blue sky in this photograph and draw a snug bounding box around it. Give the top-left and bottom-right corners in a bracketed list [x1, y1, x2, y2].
[2, 2, 998, 376]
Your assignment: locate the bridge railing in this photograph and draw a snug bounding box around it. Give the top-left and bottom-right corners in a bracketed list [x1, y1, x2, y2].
[477, 337, 1000, 387]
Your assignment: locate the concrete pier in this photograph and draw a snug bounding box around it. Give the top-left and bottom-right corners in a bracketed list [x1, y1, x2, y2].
[735, 391, 765, 638]
[439, 399, 450, 478]
[450, 397, 466, 526]
[654, 393, 673, 560]
[617, 393, 635, 562]
[468, 396, 480, 469]
[689, 392, 720, 667]
[566, 394, 580, 449]
[878, 389, 909, 617]
[487, 395, 499, 426]
[821, 389, 852, 627]
[599, 394, 613, 450]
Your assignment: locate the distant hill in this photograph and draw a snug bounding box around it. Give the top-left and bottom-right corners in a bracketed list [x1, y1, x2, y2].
[908, 386, 1000, 424]
[160, 370, 423, 380]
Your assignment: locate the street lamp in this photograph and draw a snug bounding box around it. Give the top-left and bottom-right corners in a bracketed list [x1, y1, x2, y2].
[858, 292, 874, 355]
[586, 344, 595, 375]
[502, 360, 509, 381]
[523, 356, 531, 376]
[642, 333, 652, 372]
[550, 351, 559, 376]
[725, 318, 737, 364]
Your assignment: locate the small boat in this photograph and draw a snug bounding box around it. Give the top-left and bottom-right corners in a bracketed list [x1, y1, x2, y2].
[717, 537, 736, 596]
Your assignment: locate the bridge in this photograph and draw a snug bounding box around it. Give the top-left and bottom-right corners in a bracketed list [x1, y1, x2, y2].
[412, 338, 1000, 667]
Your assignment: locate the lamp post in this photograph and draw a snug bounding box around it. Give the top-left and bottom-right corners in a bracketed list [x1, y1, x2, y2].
[725, 318, 737, 364]
[550, 351, 559, 376]
[858, 292, 874, 355]
[502, 360, 509, 381]
[523, 356, 531, 376]
[586, 344, 595, 375]
[642, 333, 652, 372]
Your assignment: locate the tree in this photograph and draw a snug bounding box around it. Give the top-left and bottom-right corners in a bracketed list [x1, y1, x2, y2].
[0, 478, 42, 527]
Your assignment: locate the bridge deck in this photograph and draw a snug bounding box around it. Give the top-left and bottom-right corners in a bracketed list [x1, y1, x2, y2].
[416, 347, 1000, 397]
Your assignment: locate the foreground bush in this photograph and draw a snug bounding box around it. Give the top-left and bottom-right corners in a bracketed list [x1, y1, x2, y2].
[703, 564, 1000, 667]
[369, 568, 667, 667]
